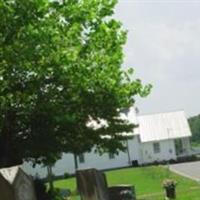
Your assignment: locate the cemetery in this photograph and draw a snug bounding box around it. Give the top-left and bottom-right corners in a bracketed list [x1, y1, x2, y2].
[53, 166, 200, 200]
[0, 163, 200, 200]
[1, 0, 200, 200]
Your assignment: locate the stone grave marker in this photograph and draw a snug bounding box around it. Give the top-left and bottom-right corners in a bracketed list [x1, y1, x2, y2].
[76, 168, 110, 200]
[108, 185, 136, 200]
[0, 166, 37, 200]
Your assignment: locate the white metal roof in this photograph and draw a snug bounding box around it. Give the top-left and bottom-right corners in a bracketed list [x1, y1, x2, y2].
[138, 110, 192, 143]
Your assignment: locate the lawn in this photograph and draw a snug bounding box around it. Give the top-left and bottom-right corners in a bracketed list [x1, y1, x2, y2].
[54, 166, 200, 200]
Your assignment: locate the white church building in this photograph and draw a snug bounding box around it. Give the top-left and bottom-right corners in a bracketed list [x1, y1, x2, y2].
[22, 108, 192, 178]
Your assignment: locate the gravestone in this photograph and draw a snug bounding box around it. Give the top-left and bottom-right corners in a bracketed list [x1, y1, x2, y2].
[76, 168, 109, 200]
[108, 185, 136, 200]
[0, 166, 37, 200]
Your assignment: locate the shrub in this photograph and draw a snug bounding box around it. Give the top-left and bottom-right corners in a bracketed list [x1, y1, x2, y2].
[48, 189, 64, 200]
[162, 179, 177, 189]
[63, 172, 70, 179]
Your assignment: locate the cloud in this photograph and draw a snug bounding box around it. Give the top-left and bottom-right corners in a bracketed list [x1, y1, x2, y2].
[124, 20, 200, 82]
[114, 1, 200, 116]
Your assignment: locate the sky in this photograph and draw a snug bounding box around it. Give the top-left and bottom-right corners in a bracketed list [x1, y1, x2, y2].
[114, 0, 200, 117]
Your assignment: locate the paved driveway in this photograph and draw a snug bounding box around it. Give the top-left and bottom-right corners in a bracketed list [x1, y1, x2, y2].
[170, 161, 200, 181]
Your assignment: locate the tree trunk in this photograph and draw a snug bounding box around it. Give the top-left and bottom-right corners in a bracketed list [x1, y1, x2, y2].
[47, 165, 54, 192]
[0, 110, 20, 167]
[1, 128, 14, 167]
[74, 154, 79, 171]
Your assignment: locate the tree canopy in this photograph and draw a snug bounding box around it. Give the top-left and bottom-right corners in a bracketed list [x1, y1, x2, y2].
[188, 114, 200, 143]
[0, 0, 151, 167]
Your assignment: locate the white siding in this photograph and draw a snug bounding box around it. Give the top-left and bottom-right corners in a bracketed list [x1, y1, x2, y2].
[128, 135, 143, 164]
[22, 154, 75, 178]
[22, 137, 191, 178]
[141, 139, 177, 164]
[22, 148, 132, 178]
[77, 150, 129, 171]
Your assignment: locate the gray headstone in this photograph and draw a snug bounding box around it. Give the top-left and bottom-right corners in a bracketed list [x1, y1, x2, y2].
[76, 168, 109, 200]
[108, 185, 136, 200]
[0, 166, 37, 200]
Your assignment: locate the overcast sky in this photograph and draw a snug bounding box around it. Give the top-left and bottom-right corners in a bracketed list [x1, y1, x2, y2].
[115, 0, 200, 117]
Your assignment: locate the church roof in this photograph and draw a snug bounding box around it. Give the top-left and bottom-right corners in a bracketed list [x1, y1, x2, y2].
[138, 110, 192, 143]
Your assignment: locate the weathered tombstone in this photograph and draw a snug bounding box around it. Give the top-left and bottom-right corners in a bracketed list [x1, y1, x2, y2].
[165, 187, 176, 199]
[0, 166, 37, 200]
[108, 185, 136, 200]
[76, 168, 110, 200]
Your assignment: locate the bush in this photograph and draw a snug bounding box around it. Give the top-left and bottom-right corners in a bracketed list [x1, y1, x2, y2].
[162, 179, 177, 189]
[34, 178, 64, 200]
[63, 172, 70, 179]
[49, 189, 64, 200]
[176, 155, 198, 163]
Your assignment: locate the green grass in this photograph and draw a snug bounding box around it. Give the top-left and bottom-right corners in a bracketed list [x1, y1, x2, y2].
[54, 166, 200, 200]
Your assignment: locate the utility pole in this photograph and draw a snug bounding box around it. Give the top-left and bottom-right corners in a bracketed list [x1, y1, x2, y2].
[167, 128, 172, 177]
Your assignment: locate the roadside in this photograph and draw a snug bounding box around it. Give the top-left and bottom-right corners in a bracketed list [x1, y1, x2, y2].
[170, 161, 200, 182]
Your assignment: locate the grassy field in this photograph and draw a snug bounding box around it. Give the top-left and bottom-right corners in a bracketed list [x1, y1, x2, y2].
[54, 166, 200, 200]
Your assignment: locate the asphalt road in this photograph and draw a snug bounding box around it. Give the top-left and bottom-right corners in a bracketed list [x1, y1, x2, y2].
[170, 161, 200, 181]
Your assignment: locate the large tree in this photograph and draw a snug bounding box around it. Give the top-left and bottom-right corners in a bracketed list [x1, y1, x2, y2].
[0, 0, 151, 167]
